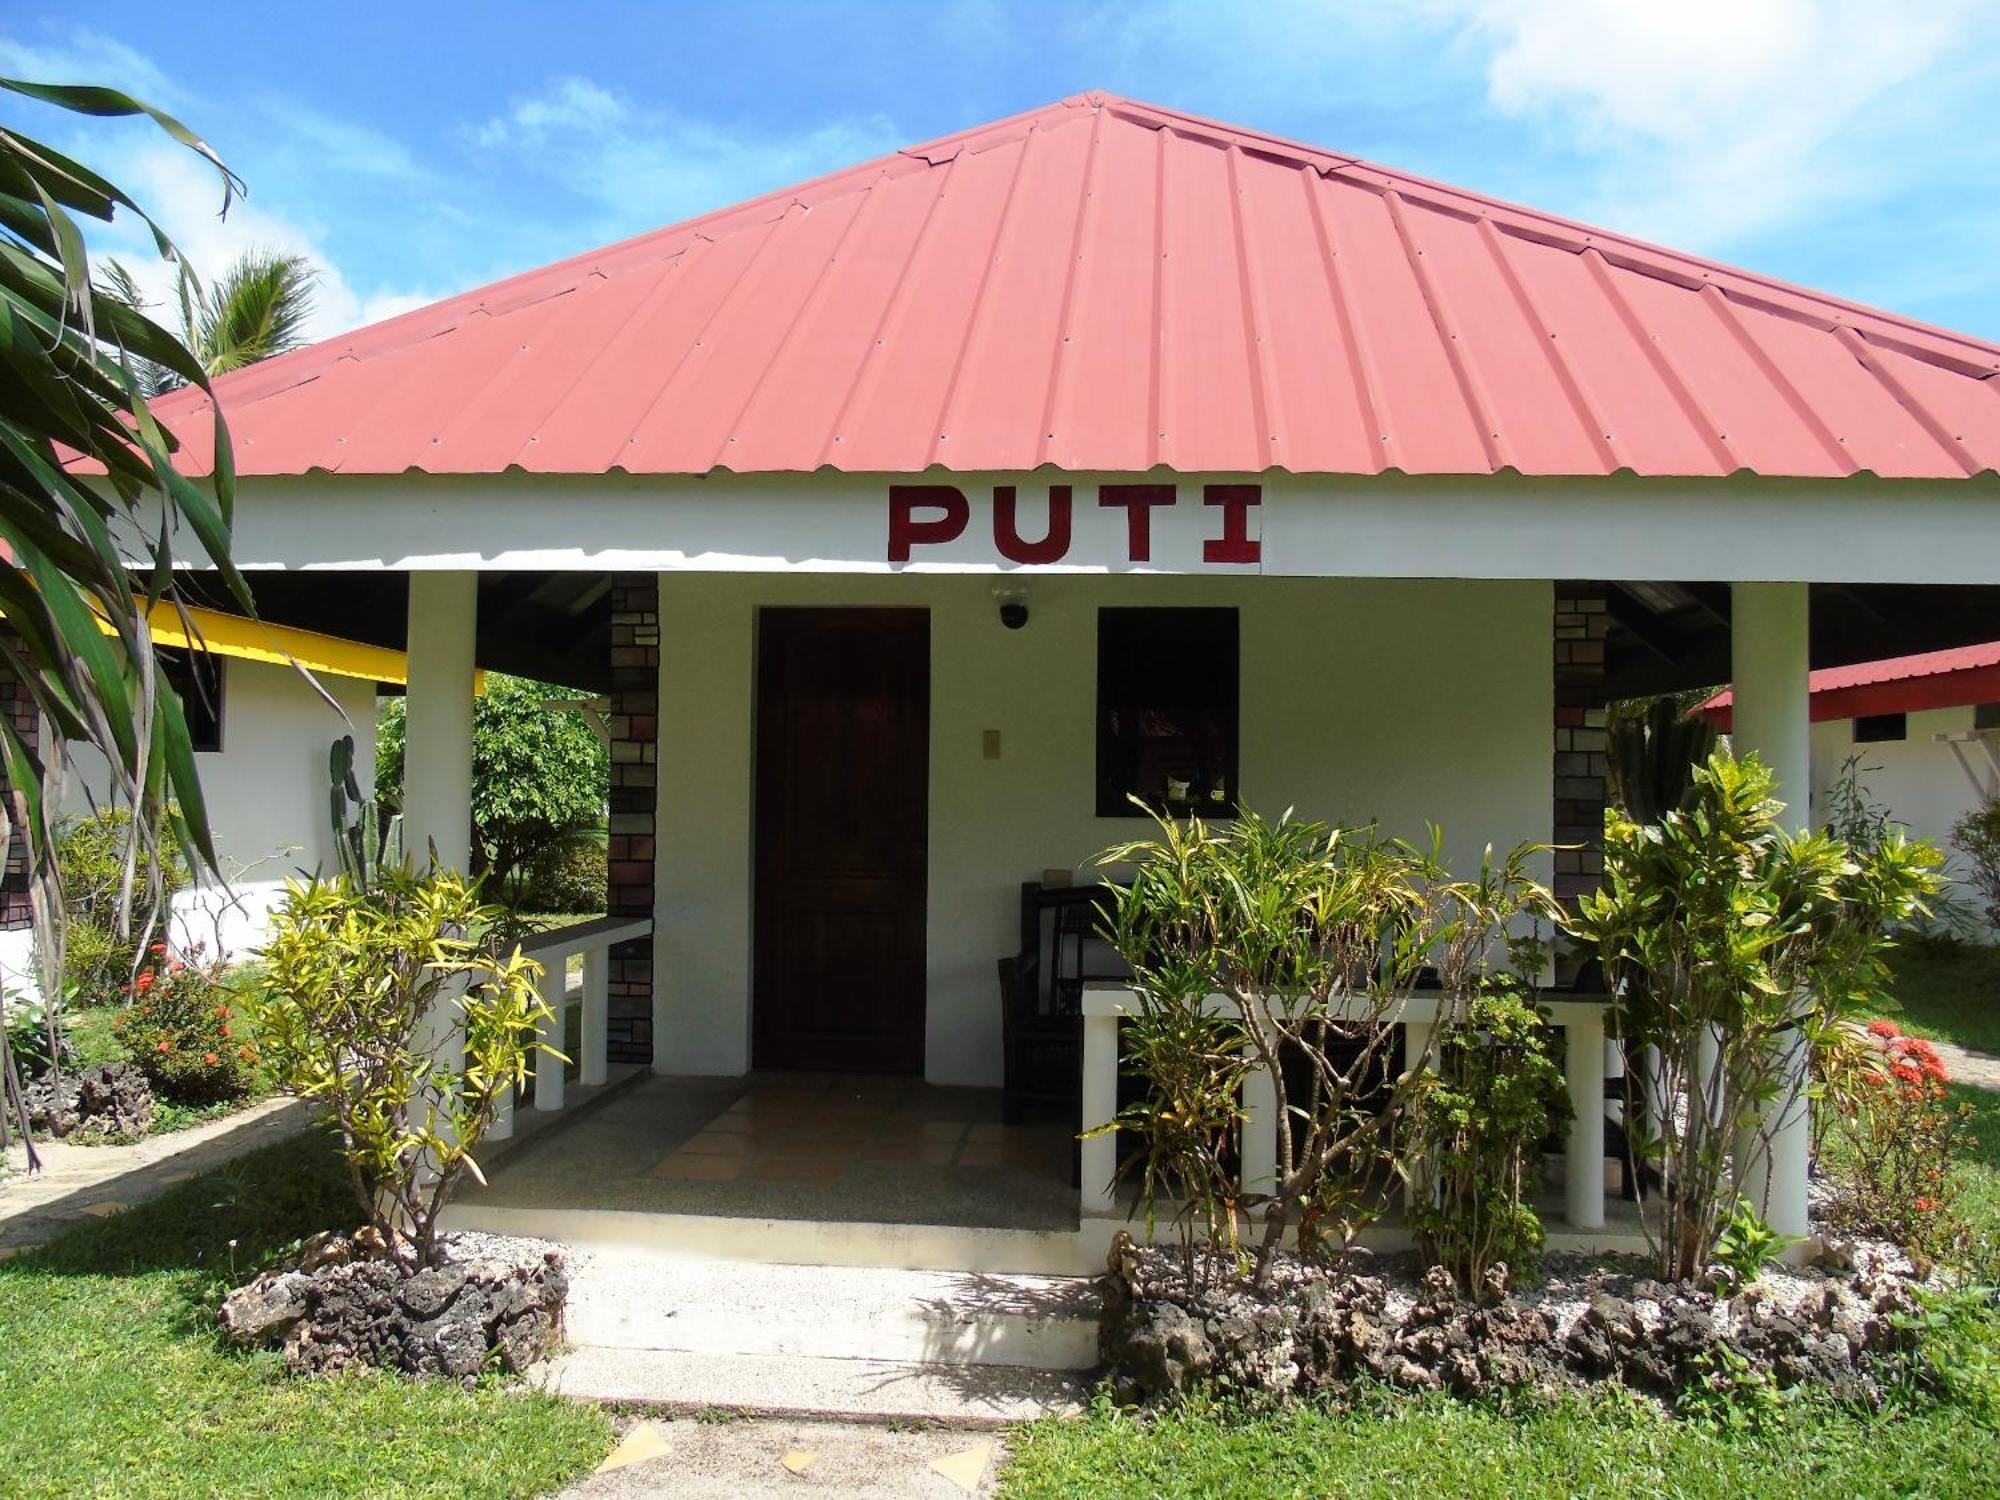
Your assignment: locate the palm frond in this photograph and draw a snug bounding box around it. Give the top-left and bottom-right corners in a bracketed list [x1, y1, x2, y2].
[194, 250, 318, 375]
[0, 76, 247, 1156]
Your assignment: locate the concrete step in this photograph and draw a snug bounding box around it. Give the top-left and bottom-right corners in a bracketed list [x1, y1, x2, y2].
[537, 1344, 1089, 1425]
[564, 1251, 1102, 1371]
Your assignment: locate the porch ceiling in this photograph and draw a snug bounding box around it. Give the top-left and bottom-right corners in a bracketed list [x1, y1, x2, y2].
[209, 569, 2000, 704]
[184, 570, 614, 692]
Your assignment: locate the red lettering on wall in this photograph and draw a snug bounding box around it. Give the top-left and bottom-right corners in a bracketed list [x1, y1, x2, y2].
[992, 484, 1073, 564]
[887, 485, 971, 562]
[1097, 484, 1177, 563]
[1202, 484, 1261, 565]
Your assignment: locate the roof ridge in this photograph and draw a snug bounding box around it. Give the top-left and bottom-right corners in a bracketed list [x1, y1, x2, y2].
[161, 88, 2000, 426]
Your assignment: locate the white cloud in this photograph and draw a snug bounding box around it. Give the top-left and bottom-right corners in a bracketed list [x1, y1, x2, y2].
[3, 24, 450, 340]
[1429, 0, 1991, 245]
[1099, 0, 1998, 256]
[89, 142, 441, 342]
[468, 75, 903, 236]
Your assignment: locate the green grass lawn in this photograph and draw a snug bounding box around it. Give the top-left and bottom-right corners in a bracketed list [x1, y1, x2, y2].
[1873, 943, 2000, 1056]
[0, 1128, 612, 1498]
[1003, 948, 2000, 1499]
[1005, 1386, 1997, 1500]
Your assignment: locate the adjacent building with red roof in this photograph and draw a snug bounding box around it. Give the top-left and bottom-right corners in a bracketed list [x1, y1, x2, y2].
[1701, 643, 2000, 914]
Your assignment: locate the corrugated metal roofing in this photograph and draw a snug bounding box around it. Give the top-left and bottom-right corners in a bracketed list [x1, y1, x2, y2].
[1704, 640, 2000, 714]
[150, 91, 2000, 479]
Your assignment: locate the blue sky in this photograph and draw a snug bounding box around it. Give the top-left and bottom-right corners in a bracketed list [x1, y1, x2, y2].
[5, 2, 1997, 343]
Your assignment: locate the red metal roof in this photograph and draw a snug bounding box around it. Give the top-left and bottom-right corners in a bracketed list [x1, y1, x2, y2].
[150, 92, 2000, 479]
[1701, 640, 2000, 727]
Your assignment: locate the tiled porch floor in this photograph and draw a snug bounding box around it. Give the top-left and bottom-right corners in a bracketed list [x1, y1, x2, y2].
[463, 1073, 1080, 1233]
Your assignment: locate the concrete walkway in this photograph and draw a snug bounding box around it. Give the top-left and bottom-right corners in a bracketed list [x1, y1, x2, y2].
[562, 1416, 1009, 1498]
[0, 1095, 311, 1254]
[1934, 1038, 2000, 1092]
[536, 1247, 1095, 1425]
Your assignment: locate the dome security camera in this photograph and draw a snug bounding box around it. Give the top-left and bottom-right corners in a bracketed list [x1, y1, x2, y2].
[999, 599, 1030, 630]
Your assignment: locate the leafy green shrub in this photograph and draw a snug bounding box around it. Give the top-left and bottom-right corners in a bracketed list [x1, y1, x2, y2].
[2, 986, 69, 1078]
[521, 836, 605, 914]
[253, 864, 556, 1268]
[1711, 1197, 1796, 1287]
[40, 808, 187, 1006]
[1406, 982, 1570, 1291]
[377, 674, 608, 893]
[1950, 795, 2000, 930]
[112, 945, 255, 1104]
[1095, 808, 1558, 1291]
[1572, 750, 1942, 1280]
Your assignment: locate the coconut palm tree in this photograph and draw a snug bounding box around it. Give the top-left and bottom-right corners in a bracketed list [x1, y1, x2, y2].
[101, 249, 319, 394]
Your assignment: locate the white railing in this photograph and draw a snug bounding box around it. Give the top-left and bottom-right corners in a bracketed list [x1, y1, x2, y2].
[488, 915, 653, 1139]
[1078, 982, 1615, 1231]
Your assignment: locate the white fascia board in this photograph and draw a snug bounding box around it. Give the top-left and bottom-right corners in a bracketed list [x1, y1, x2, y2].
[198, 470, 2000, 586]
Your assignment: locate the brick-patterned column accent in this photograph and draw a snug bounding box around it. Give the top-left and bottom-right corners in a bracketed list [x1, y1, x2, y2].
[0, 642, 37, 933]
[1552, 582, 1609, 911]
[605, 575, 659, 1065]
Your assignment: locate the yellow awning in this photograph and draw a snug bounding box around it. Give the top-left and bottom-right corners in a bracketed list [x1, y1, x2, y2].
[106, 601, 486, 692]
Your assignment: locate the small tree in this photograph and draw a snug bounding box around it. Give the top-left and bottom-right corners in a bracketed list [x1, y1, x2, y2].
[255, 864, 557, 1268]
[377, 674, 607, 896]
[1572, 750, 1941, 1280]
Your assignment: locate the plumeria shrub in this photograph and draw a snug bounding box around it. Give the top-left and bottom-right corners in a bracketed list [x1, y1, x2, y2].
[111, 943, 254, 1103]
[254, 863, 556, 1269]
[1094, 807, 1559, 1292]
[1824, 1020, 1975, 1259]
[1572, 750, 1942, 1281]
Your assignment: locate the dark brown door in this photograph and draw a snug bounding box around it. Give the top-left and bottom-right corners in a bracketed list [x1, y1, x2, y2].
[753, 608, 930, 1072]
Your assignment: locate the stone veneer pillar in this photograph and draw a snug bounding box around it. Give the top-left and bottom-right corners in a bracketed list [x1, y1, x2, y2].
[1552, 582, 1610, 913]
[605, 575, 659, 1065]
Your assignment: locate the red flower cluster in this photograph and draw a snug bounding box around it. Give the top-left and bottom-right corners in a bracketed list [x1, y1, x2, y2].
[1862, 1024, 1952, 1102]
[1835, 1017, 1973, 1257]
[112, 943, 256, 1107]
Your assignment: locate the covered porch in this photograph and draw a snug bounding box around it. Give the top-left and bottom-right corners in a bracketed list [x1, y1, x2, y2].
[227, 549, 2000, 1269]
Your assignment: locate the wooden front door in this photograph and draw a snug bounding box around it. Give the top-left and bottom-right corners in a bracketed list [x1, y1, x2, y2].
[753, 608, 930, 1072]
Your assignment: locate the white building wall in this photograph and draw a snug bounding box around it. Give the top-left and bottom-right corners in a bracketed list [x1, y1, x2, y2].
[654, 573, 1553, 1086]
[1810, 706, 1994, 918]
[55, 656, 377, 960]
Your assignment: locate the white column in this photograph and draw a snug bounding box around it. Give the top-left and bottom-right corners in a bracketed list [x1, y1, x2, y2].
[1564, 1016, 1606, 1230]
[533, 958, 566, 1112]
[1731, 582, 1812, 825]
[1239, 1046, 1278, 1200]
[404, 572, 478, 1140]
[581, 947, 610, 1086]
[403, 571, 478, 874]
[1080, 1011, 1120, 1213]
[1730, 581, 1813, 1243]
[1402, 1019, 1435, 1211]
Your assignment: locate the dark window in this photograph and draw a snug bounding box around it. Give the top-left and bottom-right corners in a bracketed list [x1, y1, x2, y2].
[1853, 712, 1906, 744]
[1096, 607, 1238, 817]
[160, 649, 224, 752]
[1975, 702, 2000, 731]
